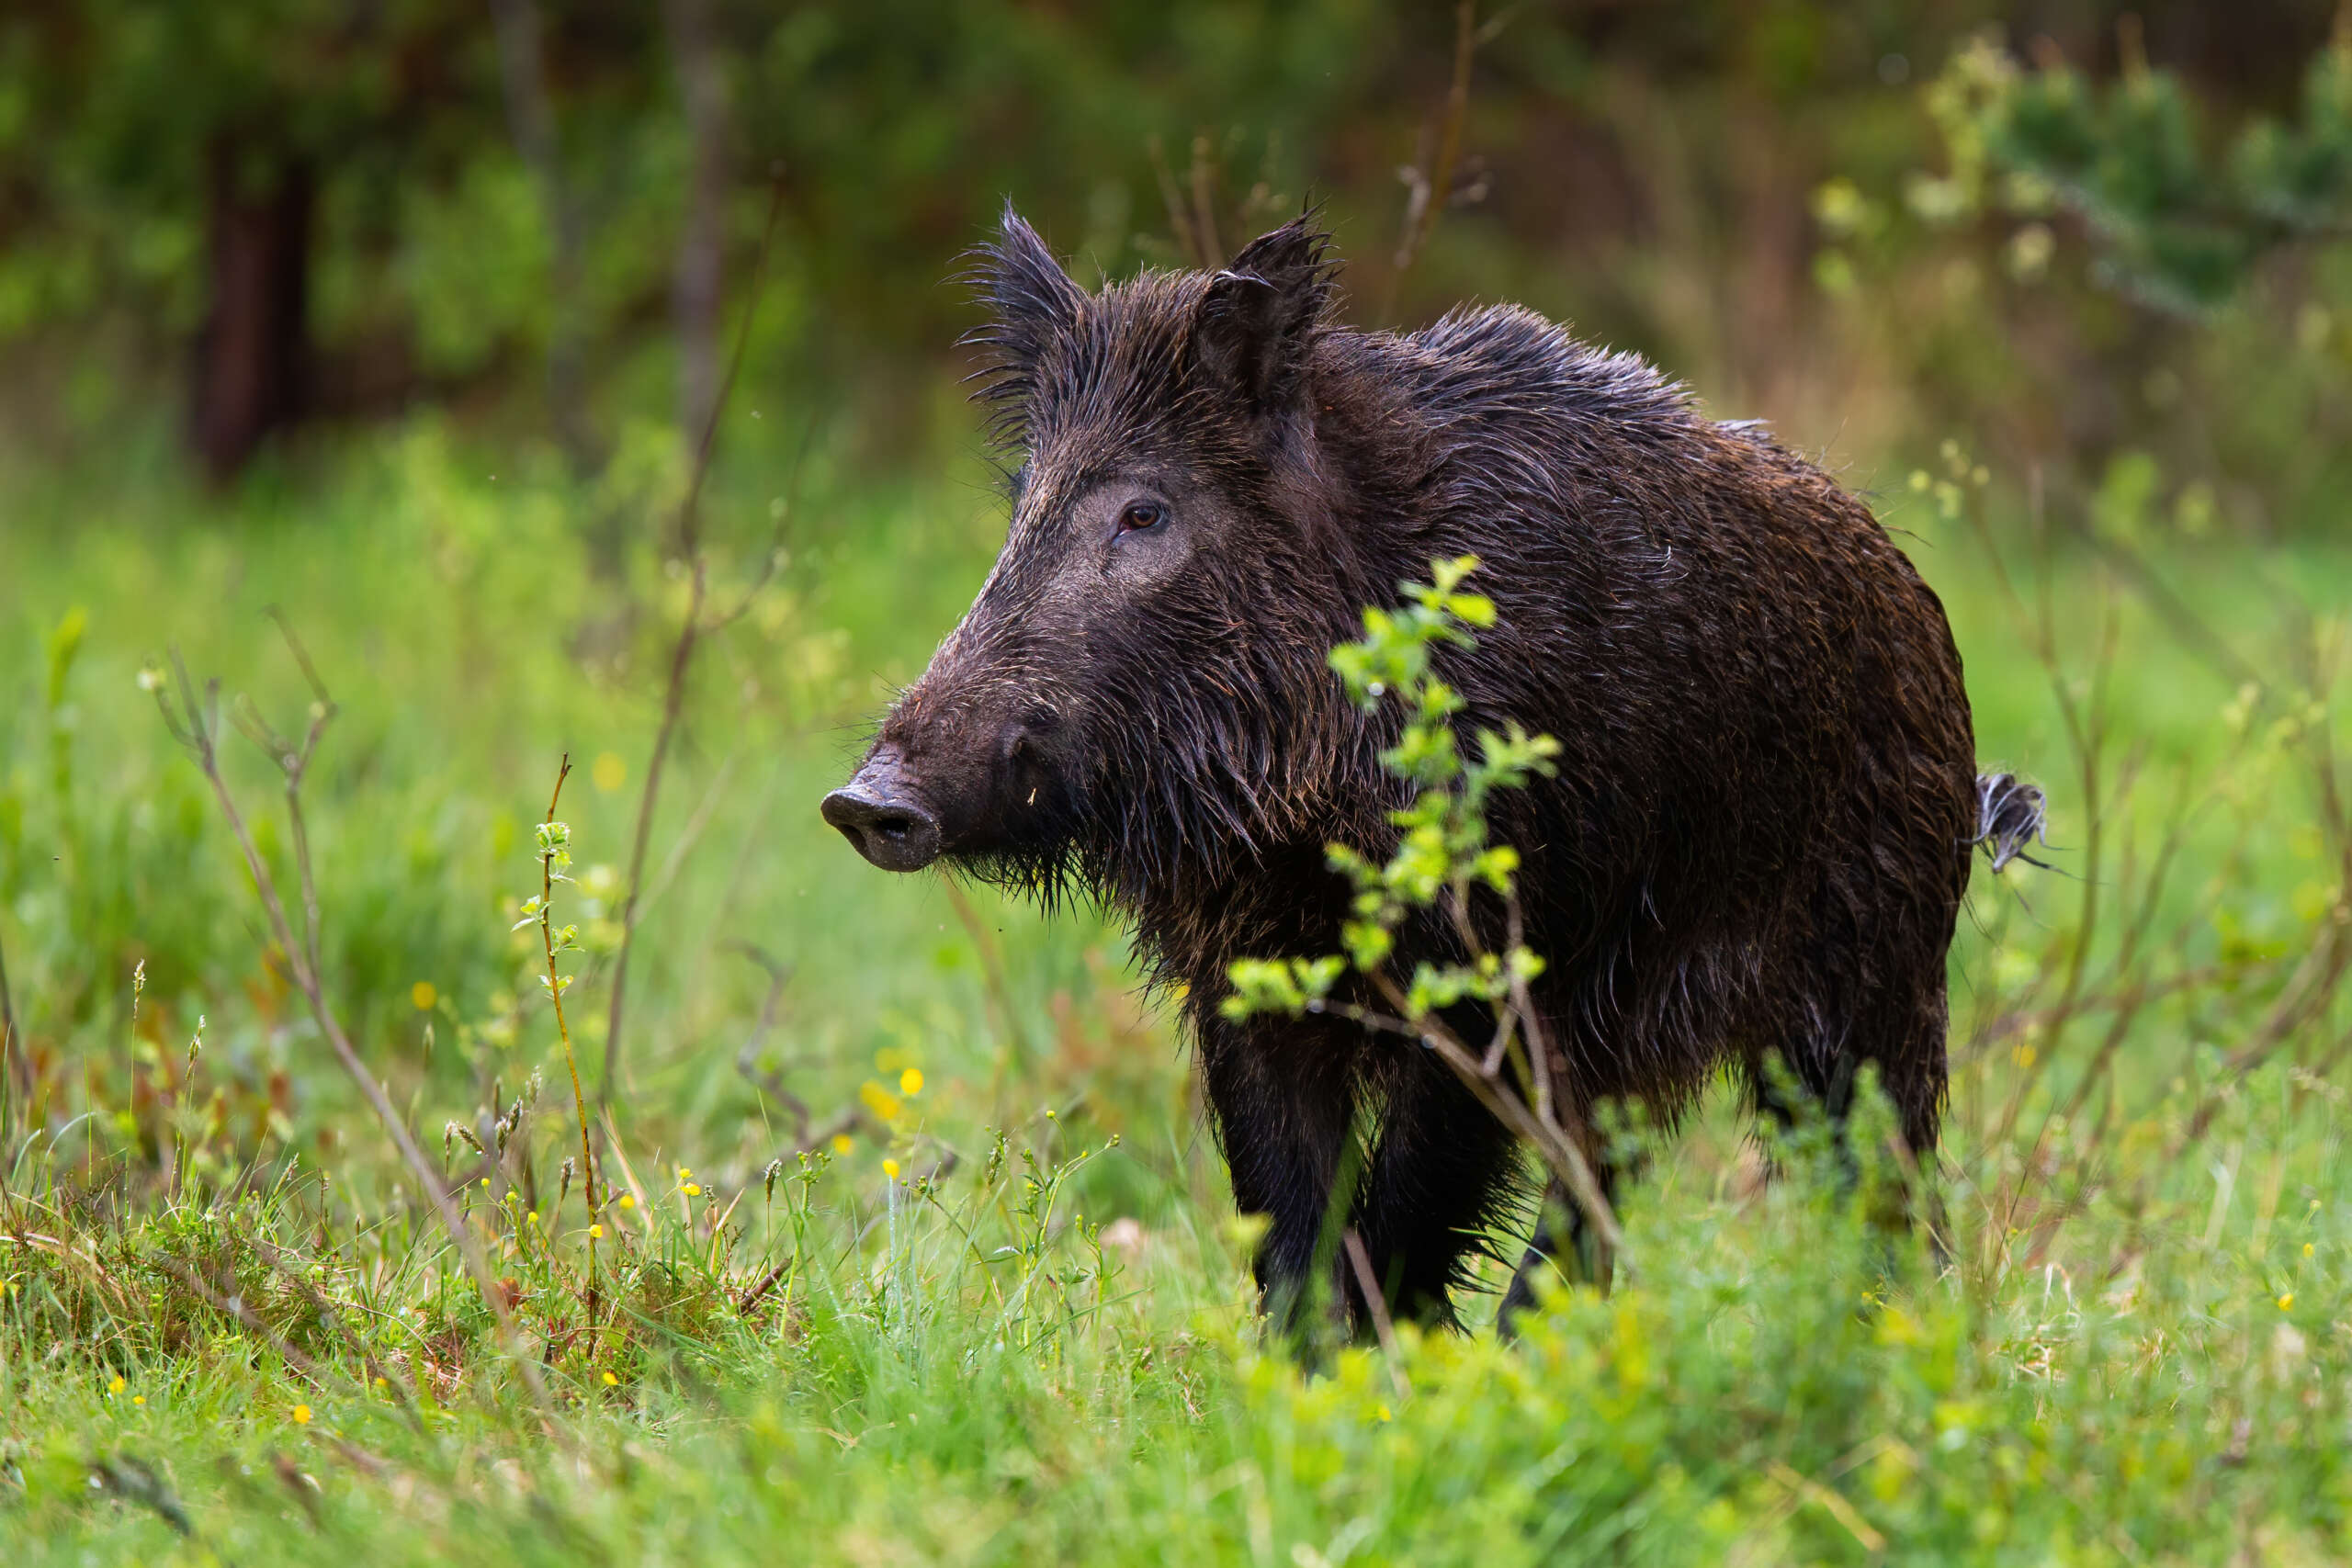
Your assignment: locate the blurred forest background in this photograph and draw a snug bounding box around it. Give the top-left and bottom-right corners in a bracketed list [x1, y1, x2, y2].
[5, 0, 2350, 513]
[7, 4, 2352, 1560]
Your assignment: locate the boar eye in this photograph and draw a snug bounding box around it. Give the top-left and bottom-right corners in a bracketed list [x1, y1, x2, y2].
[1116, 501, 1166, 534]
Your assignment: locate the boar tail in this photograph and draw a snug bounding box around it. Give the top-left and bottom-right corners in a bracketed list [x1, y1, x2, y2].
[1971, 772, 2050, 873]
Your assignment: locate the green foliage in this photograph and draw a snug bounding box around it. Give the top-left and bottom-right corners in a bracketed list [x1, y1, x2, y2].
[2, 376, 2350, 1565]
[1227, 558, 1555, 1022]
[0, 0, 1389, 441]
[6, 5, 2352, 1551]
[1916, 29, 2352, 312]
[0, 0, 512, 331]
[1801, 28, 2352, 549]
[5, 1055, 2350, 1563]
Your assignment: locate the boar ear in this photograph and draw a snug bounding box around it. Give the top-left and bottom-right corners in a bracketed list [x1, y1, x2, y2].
[962, 205, 1089, 446]
[1193, 216, 1337, 415]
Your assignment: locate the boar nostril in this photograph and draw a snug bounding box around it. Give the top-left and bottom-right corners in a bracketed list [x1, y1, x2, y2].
[821, 784, 942, 873]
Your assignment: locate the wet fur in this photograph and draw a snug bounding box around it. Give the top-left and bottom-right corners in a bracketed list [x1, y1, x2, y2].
[864, 209, 2011, 1331]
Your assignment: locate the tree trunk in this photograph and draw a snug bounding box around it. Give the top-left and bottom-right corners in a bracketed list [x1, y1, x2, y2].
[489, 0, 599, 477]
[191, 142, 312, 482]
[666, 0, 728, 448]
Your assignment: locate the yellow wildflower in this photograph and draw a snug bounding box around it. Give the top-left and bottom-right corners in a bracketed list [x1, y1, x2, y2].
[132, 1395, 145, 1407]
[618, 1193, 636, 1210]
[899, 1067, 924, 1097]
[108, 1375, 126, 1395]
[2279, 1292, 2295, 1310]
[411, 981, 437, 1010]
[602, 1371, 619, 1386]
[290, 1404, 311, 1426]
[683, 1183, 702, 1197]
[2305, 1243, 2315, 1258]
[831, 1134, 854, 1156]
[883, 1158, 901, 1180]
[589, 1224, 604, 1239]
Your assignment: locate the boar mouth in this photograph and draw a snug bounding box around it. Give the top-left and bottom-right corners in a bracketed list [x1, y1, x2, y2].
[821, 756, 943, 873]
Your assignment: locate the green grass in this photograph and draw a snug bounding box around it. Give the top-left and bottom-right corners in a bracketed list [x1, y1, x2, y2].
[2, 419, 2349, 1563]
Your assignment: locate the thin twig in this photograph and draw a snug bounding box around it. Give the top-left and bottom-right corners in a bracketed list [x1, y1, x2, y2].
[0, 912, 17, 1158]
[246, 1237, 424, 1430]
[152, 649, 560, 1422]
[156, 1255, 334, 1389]
[596, 1108, 659, 1243]
[599, 170, 790, 1111]
[1188, 134, 1223, 268]
[1357, 969, 1623, 1254]
[1765, 1460, 1888, 1559]
[635, 751, 740, 923]
[1501, 896, 1556, 1127]
[537, 755, 601, 1326]
[1147, 135, 1205, 268]
[2070, 517, 2266, 696]
[1382, 0, 1482, 318]
[730, 946, 810, 1135]
[663, 0, 729, 446]
[1340, 1228, 1408, 1394]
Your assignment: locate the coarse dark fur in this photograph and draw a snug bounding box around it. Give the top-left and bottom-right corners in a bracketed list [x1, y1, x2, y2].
[822, 207, 2040, 1335]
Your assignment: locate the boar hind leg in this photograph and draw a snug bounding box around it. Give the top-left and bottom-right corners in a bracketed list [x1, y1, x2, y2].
[1497, 1157, 1623, 1336]
[1747, 983, 1949, 1246]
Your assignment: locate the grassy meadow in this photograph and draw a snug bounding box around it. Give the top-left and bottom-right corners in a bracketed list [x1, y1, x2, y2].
[2, 404, 2350, 1565]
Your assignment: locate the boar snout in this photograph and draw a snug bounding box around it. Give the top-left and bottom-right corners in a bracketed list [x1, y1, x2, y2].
[822, 750, 942, 872]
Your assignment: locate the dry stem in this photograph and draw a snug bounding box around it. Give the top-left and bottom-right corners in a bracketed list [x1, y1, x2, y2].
[1340, 1228, 1408, 1394]
[1380, 0, 1483, 319]
[599, 171, 791, 1111]
[1328, 967, 1623, 1257]
[0, 915, 17, 1161]
[153, 638, 559, 1423]
[537, 754, 601, 1325]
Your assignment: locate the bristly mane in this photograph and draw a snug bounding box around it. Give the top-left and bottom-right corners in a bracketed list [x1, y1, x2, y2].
[958, 202, 1342, 454]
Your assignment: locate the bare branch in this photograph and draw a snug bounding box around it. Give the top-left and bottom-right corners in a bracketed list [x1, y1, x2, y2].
[1382, 0, 1484, 317]
[0, 911, 19, 1156]
[153, 645, 560, 1423]
[730, 946, 809, 1137]
[1341, 1228, 1408, 1391]
[245, 1236, 424, 1429]
[1364, 969, 1623, 1255]
[537, 754, 603, 1328]
[154, 1254, 333, 1390]
[664, 0, 729, 448]
[600, 171, 790, 1111]
[1147, 135, 1206, 269]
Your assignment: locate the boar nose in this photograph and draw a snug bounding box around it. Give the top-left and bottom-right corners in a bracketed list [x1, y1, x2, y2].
[821, 766, 942, 873]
